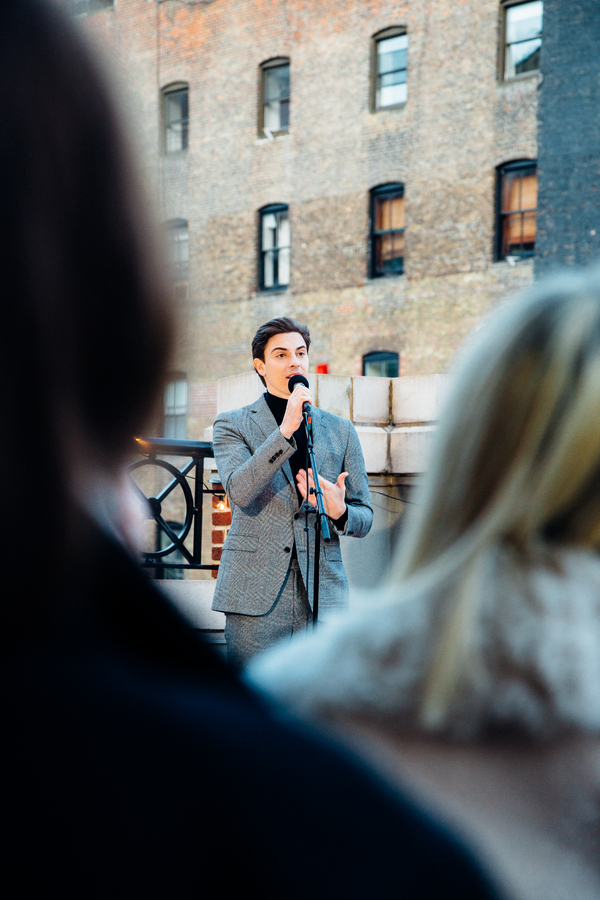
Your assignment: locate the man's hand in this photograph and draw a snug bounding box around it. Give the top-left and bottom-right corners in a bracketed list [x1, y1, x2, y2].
[296, 468, 348, 520]
[280, 384, 313, 439]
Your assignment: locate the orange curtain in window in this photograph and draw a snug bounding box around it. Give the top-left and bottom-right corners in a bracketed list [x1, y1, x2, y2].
[376, 195, 404, 232]
[503, 172, 537, 250]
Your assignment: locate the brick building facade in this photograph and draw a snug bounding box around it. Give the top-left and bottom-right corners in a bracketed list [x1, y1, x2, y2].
[73, 0, 540, 437]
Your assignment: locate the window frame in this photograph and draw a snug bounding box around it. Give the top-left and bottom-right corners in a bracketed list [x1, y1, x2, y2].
[163, 375, 188, 440]
[370, 183, 405, 278]
[500, 1, 543, 81]
[258, 204, 290, 292]
[259, 58, 290, 137]
[165, 218, 189, 281]
[371, 26, 409, 112]
[70, 0, 113, 15]
[162, 82, 189, 155]
[495, 159, 538, 261]
[362, 351, 400, 378]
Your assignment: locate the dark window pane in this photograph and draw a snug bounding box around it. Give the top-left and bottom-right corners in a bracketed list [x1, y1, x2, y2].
[363, 352, 399, 377]
[280, 99, 290, 129]
[390, 195, 405, 230]
[164, 414, 186, 440]
[372, 187, 405, 276]
[278, 246, 290, 286]
[521, 211, 536, 247]
[504, 1, 543, 79]
[71, 0, 113, 14]
[503, 213, 521, 256]
[261, 207, 289, 289]
[501, 171, 521, 213]
[521, 171, 537, 210]
[165, 221, 189, 280]
[379, 80, 407, 107]
[381, 70, 407, 87]
[376, 234, 403, 273]
[394, 231, 405, 261]
[263, 64, 290, 132]
[164, 378, 187, 438]
[378, 48, 408, 76]
[499, 164, 537, 258]
[376, 32, 408, 107]
[506, 1, 543, 43]
[375, 198, 387, 232]
[507, 38, 541, 76]
[164, 88, 188, 152]
[263, 249, 275, 288]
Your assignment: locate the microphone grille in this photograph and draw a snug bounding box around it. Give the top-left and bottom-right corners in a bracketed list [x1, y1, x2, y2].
[288, 373, 310, 393]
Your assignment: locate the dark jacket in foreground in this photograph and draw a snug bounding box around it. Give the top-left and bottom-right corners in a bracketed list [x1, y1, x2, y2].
[3, 527, 502, 898]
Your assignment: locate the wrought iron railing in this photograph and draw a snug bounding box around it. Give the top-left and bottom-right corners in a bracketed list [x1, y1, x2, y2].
[128, 437, 221, 576]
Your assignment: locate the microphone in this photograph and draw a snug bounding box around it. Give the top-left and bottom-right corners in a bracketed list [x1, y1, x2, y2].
[288, 373, 310, 412]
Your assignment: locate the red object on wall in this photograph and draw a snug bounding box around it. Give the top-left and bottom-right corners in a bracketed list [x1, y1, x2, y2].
[316, 363, 328, 374]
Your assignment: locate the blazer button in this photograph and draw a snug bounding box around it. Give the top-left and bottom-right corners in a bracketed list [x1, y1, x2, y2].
[284, 546, 291, 553]
[293, 513, 300, 520]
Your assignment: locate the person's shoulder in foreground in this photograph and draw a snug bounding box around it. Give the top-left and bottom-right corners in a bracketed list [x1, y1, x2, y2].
[3, 526, 503, 899]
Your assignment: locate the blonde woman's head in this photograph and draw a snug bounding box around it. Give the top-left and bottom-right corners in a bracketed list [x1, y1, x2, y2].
[388, 269, 600, 728]
[396, 268, 600, 582]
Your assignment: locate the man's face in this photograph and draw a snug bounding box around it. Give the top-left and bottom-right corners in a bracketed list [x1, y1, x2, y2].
[254, 332, 309, 399]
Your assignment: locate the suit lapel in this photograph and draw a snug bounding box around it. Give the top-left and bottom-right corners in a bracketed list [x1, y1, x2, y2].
[309, 406, 330, 475]
[250, 394, 295, 490]
[250, 393, 277, 439]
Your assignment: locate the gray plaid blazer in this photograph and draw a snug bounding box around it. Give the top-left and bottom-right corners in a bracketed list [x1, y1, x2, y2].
[211, 394, 373, 616]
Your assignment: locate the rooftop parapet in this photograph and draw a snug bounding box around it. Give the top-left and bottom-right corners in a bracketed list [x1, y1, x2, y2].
[208, 371, 448, 475]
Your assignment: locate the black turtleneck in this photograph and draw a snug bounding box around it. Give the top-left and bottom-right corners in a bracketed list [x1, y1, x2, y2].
[265, 391, 307, 494]
[264, 391, 348, 530]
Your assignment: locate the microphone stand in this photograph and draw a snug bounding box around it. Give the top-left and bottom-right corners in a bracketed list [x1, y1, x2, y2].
[301, 404, 329, 629]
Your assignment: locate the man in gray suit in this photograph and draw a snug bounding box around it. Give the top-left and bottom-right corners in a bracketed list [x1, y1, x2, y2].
[212, 317, 373, 666]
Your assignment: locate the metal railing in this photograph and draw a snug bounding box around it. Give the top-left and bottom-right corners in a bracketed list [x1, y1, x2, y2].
[128, 437, 220, 576]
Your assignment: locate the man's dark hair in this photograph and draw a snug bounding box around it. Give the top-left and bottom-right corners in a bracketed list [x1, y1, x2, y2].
[252, 317, 311, 386]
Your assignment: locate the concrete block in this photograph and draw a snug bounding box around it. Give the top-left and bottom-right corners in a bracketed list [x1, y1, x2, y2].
[354, 425, 389, 474]
[389, 425, 436, 474]
[159, 579, 225, 630]
[316, 374, 351, 419]
[352, 375, 390, 425]
[217, 371, 263, 414]
[392, 374, 450, 425]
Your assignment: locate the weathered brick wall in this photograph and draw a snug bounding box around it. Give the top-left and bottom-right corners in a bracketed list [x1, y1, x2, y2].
[73, 0, 538, 437]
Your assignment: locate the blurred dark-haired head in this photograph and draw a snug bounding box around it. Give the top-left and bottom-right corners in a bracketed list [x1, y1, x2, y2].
[0, 0, 172, 635]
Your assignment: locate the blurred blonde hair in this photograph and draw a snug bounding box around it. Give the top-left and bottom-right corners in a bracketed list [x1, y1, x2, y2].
[388, 269, 600, 726]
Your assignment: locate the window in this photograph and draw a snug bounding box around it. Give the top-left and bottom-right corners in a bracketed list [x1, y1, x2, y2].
[363, 352, 399, 378]
[259, 205, 290, 290]
[162, 83, 189, 153]
[370, 184, 405, 277]
[163, 376, 187, 440]
[502, 1, 543, 79]
[260, 59, 290, 135]
[165, 219, 189, 281]
[496, 160, 537, 259]
[373, 28, 408, 109]
[70, 0, 113, 14]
